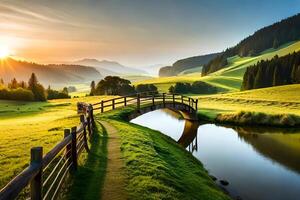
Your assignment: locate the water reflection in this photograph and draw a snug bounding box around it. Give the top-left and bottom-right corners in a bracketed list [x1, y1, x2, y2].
[131, 109, 300, 200]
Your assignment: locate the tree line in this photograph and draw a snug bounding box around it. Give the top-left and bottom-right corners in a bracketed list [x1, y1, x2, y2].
[242, 52, 300, 90]
[0, 73, 70, 101]
[169, 81, 217, 94]
[202, 13, 300, 76]
[90, 76, 158, 96]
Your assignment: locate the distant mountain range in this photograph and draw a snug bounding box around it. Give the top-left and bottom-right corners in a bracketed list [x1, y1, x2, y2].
[74, 58, 147, 76]
[0, 58, 102, 87]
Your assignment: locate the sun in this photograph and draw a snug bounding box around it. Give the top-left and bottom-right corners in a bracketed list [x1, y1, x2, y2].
[0, 46, 11, 59]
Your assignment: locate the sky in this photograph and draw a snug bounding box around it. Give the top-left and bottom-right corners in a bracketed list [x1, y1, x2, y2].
[0, 0, 300, 67]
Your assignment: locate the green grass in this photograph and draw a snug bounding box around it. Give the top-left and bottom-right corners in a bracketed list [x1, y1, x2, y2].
[178, 66, 203, 75]
[134, 40, 300, 93]
[0, 95, 114, 189]
[97, 107, 230, 200]
[66, 120, 108, 200]
[195, 84, 300, 125]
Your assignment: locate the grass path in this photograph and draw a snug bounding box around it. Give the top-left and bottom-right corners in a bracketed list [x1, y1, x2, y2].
[99, 120, 128, 200]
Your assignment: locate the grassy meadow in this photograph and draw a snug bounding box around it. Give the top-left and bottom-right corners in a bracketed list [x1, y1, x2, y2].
[195, 84, 300, 124]
[0, 95, 113, 188]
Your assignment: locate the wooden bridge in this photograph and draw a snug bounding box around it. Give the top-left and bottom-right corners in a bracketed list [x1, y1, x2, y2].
[90, 92, 198, 120]
[0, 92, 198, 200]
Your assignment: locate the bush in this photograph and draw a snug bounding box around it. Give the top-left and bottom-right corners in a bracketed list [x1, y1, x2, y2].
[0, 88, 34, 101]
[47, 89, 70, 100]
[135, 84, 158, 95]
[169, 81, 217, 94]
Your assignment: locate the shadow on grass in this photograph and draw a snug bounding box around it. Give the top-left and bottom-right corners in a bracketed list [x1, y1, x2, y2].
[66, 120, 108, 200]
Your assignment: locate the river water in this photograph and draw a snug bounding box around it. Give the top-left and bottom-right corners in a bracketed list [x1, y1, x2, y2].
[130, 109, 300, 200]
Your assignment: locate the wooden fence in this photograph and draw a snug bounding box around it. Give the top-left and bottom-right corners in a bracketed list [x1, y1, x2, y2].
[0, 104, 94, 200]
[0, 91, 197, 200]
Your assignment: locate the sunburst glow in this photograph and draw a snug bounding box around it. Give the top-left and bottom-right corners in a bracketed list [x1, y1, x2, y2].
[0, 46, 10, 59]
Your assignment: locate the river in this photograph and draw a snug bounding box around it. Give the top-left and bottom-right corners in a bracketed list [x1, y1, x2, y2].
[130, 109, 300, 200]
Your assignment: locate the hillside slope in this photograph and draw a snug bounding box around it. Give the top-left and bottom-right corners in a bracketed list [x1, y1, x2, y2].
[203, 13, 300, 76]
[159, 53, 220, 77]
[0, 58, 102, 86]
[136, 41, 300, 93]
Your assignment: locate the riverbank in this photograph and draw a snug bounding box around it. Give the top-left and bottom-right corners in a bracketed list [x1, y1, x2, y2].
[198, 109, 300, 127]
[98, 107, 230, 200]
[196, 84, 300, 127]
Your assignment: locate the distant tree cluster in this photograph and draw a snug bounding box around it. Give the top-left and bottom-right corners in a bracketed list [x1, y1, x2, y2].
[202, 13, 300, 76]
[0, 73, 71, 101]
[242, 52, 300, 90]
[90, 76, 158, 96]
[92, 76, 135, 96]
[169, 81, 217, 94]
[135, 84, 158, 94]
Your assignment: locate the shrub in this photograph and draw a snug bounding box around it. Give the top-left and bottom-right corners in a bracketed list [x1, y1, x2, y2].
[0, 88, 34, 101]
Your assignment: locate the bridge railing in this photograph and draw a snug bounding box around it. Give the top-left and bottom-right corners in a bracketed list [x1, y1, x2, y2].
[92, 91, 198, 113]
[0, 105, 94, 200]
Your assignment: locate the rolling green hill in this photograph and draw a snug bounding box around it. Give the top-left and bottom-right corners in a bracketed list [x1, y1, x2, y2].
[202, 13, 300, 75]
[135, 40, 300, 93]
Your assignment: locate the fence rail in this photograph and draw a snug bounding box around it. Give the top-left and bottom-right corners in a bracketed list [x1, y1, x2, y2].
[0, 91, 197, 200]
[0, 104, 94, 200]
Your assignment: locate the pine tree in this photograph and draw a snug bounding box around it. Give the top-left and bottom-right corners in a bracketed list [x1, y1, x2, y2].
[90, 81, 96, 96]
[28, 73, 38, 90]
[27, 73, 46, 101]
[9, 78, 18, 89]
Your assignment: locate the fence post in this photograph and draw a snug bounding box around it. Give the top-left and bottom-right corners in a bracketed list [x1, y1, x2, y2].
[87, 115, 92, 136]
[80, 115, 89, 152]
[124, 97, 127, 106]
[101, 100, 104, 113]
[112, 99, 115, 110]
[64, 129, 72, 169]
[137, 94, 140, 112]
[195, 99, 198, 111]
[71, 127, 78, 170]
[163, 93, 165, 107]
[30, 147, 43, 200]
[89, 105, 94, 123]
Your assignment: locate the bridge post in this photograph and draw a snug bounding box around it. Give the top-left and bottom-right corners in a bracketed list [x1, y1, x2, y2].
[124, 97, 127, 106]
[152, 94, 155, 109]
[172, 94, 175, 108]
[137, 94, 140, 112]
[163, 93, 166, 107]
[101, 100, 104, 113]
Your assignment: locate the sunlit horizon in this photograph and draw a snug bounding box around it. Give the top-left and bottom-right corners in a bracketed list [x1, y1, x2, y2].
[1, 0, 300, 66]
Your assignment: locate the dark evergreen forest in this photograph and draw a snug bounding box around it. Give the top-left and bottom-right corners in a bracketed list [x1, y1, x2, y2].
[242, 52, 300, 90]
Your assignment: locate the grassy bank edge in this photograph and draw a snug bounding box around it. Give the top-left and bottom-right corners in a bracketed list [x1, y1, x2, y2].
[98, 107, 230, 200]
[198, 108, 300, 128]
